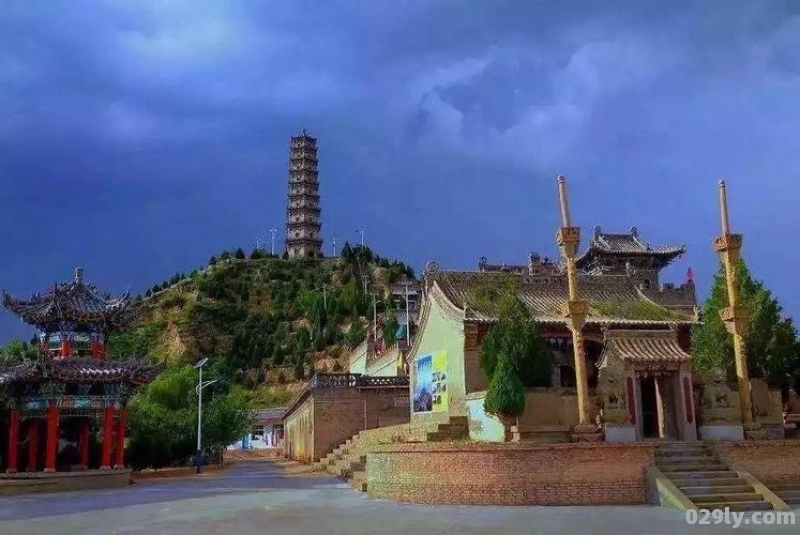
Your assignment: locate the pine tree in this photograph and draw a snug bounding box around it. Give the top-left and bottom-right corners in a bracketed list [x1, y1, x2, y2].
[479, 288, 554, 388]
[234, 248, 246, 260]
[692, 260, 800, 386]
[484, 356, 526, 417]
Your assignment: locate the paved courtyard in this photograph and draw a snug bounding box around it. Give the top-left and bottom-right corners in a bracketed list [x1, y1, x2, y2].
[0, 461, 797, 534]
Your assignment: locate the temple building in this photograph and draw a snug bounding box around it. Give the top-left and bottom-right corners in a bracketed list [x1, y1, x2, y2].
[408, 227, 700, 443]
[0, 268, 162, 475]
[285, 130, 323, 258]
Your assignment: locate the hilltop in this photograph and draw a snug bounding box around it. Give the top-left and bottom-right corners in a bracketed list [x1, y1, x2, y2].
[106, 244, 415, 407]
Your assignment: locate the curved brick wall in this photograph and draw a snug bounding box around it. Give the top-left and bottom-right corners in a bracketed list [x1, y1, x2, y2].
[367, 442, 654, 505]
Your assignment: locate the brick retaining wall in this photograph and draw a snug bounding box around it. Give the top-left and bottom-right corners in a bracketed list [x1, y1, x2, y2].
[367, 442, 654, 505]
[718, 441, 800, 486]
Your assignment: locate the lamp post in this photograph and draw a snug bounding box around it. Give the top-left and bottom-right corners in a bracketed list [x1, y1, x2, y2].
[269, 228, 279, 256]
[356, 229, 364, 247]
[194, 358, 220, 474]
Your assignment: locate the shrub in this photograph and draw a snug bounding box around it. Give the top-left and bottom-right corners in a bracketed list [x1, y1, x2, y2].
[484, 356, 525, 417]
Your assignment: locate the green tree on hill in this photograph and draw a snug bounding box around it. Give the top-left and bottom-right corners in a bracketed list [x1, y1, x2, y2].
[346, 308, 365, 347]
[691, 260, 800, 387]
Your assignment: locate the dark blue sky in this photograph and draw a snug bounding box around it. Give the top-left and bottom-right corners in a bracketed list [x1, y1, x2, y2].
[2, 1, 799, 341]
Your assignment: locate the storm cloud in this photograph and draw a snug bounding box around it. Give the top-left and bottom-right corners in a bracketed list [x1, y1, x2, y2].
[2, 0, 800, 338]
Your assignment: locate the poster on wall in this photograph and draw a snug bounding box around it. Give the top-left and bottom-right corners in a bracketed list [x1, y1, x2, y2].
[413, 351, 448, 413]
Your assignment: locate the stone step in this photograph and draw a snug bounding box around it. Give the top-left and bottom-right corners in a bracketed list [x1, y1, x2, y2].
[770, 483, 800, 492]
[655, 449, 713, 458]
[656, 455, 721, 464]
[695, 501, 773, 512]
[659, 463, 727, 473]
[776, 490, 800, 501]
[692, 492, 764, 504]
[681, 485, 754, 496]
[667, 470, 740, 479]
[674, 477, 747, 489]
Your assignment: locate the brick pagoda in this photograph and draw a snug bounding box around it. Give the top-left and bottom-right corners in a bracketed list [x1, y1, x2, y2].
[285, 129, 323, 258]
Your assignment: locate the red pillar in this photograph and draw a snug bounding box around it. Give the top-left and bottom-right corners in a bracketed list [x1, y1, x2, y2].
[6, 408, 19, 473]
[100, 406, 115, 470]
[44, 405, 59, 473]
[27, 419, 40, 471]
[78, 419, 91, 468]
[114, 410, 127, 468]
[91, 334, 105, 360]
[61, 334, 71, 358]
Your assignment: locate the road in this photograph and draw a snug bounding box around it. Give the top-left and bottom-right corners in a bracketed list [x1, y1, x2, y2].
[0, 461, 796, 534]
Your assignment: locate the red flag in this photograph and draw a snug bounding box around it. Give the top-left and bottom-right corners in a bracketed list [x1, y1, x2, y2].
[687, 267, 694, 284]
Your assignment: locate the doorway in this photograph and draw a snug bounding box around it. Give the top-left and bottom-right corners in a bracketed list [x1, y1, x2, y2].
[640, 376, 659, 439]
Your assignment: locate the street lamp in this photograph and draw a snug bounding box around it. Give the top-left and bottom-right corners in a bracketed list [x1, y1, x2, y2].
[194, 358, 220, 474]
[269, 228, 279, 256]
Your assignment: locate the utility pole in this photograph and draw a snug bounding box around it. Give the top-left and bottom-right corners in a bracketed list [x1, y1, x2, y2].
[269, 228, 278, 256]
[362, 275, 370, 294]
[356, 229, 365, 247]
[404, 282, 411, 347]
[372, 293, 378, 343]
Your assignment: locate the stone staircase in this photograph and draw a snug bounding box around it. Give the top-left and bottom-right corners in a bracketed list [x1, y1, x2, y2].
[772, 482, 800, 507]
[655, 442, 773, 512]
[314, 417, 469, 492]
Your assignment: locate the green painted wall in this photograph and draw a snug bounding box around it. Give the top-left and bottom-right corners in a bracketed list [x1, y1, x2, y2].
[409, 295, 466, 425]
[348, 342, 367, 375]
[366, 350, 399, 377]
[466, 393, 506, 442]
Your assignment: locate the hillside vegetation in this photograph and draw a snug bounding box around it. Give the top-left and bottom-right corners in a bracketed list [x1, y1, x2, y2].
[107, 244, 414, 407]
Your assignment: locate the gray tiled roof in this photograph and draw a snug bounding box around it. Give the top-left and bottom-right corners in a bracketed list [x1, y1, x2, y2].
[431, 270, 692, 325]
[2, 269, 132, 330]
[0, 357, 163, 385]
[254, 407, 286, 422]
[601, 329, 691, 364]
[576, 228, 685, 268]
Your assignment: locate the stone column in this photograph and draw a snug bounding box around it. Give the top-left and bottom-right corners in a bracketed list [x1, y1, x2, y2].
[713, 181, 764, 440]
[6, 408, 19, 473]
[78, 418, 91, 469]
[655, 377, 667, 439]
[100, 406, 115, 470]
[44, 405, 59, 473]
[27, 419, 40, 471]
[555, 176, 600, 441]
[114, 410, 127, 469]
